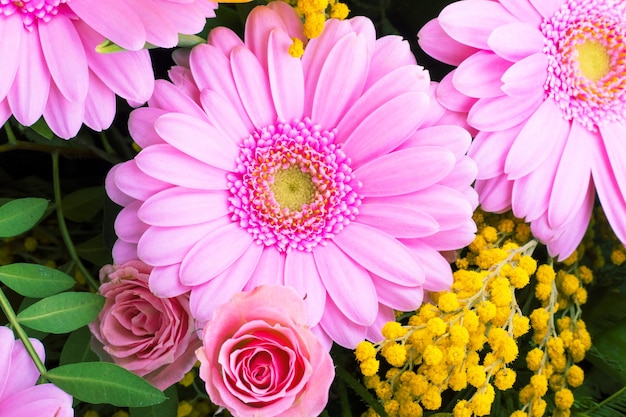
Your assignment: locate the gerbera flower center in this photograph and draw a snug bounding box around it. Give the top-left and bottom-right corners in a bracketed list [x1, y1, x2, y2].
[228, 118, 362, 253]
[541, 0, 626, 131]
[270, 166, 316, 211]
[1, 0, 67, 30]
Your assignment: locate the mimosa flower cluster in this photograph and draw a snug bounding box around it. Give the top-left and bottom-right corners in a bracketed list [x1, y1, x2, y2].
[355, 211, 593, 417]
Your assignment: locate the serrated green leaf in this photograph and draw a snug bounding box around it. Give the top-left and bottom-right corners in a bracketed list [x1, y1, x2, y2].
[46, 362, 166, 407]
[60, 326, 98, 366]
[0, 198, 48, 238]
[0, 263, 75, 298]
[61, 186, 105, 222]
[17, 292, 104, 334]
[130, 385, 178, 417]
[75, 234, 113, 266]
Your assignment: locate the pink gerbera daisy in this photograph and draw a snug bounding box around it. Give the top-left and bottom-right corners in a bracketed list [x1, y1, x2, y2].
[418, 0, 626, 259]
[0, 0, 217, 139]
[107, 1, 477, 348]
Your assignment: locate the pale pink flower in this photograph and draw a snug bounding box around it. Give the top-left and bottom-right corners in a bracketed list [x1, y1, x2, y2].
[418, 0, 626, 259]
[196, 285, 334, 417]
[106, 1, 477, 348]
[0, 326, 73, 417]
[0, 0, 217, 139]
[89, 260, 201, 390]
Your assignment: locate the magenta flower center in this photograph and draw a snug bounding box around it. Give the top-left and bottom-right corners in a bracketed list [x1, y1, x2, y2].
[228, 118, 362, 253]
[1, 0, 67, 30]
[542, 0, 626, 131]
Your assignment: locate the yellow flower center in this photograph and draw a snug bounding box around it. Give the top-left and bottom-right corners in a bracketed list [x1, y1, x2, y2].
[270, 166, 316, 211]
[575, 40, 611, 82]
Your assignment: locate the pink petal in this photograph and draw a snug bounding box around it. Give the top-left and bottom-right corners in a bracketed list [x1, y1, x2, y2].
[488, 22, 544, 62]
[373, 185, 473, 231]
[267, 28, 304, 121]
[266, 0, 305, 42]
[402, 239, 454, 292]
[41, 84, 83, 139]
[189, 44, 253, 131]
[402, 125, 471, 160]
[365, 35, 419, 89]
[230, 45, 276, 129]
[284, 250, 326, 326]
[113, 159, 171, 202]
[365, 305, 396, 343]
[39, 15, 88, 103]
[318, 294, 367, 348]
[126, 0, 178, 48]
[505, 100, 569, 179]
[154, 113, 238, 171]
[74, 20, 153, 102]
[548, 123, 592, 228]
[357, 203, 439, 238]
[419, 220, 477, 251]
[311, 32, 369, 128]
[128, 107, 168, 148]
[0, 99, 10, 126]
[69, 0, 145, 50]
[499, 0, 542, 25]
[112, 240, 138, 264]
[8, 31, 50, 126]
[168, 66, 199, 103]
[436, 71, 477, 113]
[138, 218, 229, 266]
[475, 175, 513, 213]
[547, 193, 594, 260]
[244, 5, 289, 71]
[4, 336, 45, 397]
[528, 0, 562, 19]
[468, 127, 519, 180]
[180, 222, 255, 285]
[83, 71, 116, 132]
[501, 53, 549, 97]
[453, 51, 512, 98]
[190, 244, 263, 322]
[342, 91, 429, 167]
[135, 144, 229, 190]
[439, 157, 478, 190]
[206, 26, 245, 56]
[417, 19, 479, 66]
[199, 90, 250, 144]
[439, 1, 517, 49]
[139, 187, 229, 227]
[148, 264, 191, 298]
[0, 384, 72, 417]
[148, 80, 205, 120]
[336, 65, 430, 144]
[590, 133, 626, 244]
[370, 274, 424, 312]
[0, 15, 22, 99]
[355, 147, 456, 197]
[243, 248, 286, 290]
[600, 123, 626, 200]
[313, 241, 378, 326]
[468, 91, 543, 132]
[333, 222, 425, 286]
[114, 201, 148, 243]
[0, 327, 14, 395]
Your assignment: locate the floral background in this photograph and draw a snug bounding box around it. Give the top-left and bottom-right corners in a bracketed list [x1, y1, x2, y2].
[0, 0, 625, 417]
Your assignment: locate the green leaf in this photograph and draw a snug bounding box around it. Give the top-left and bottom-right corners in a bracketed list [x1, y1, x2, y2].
[130, 385, 178, 417]
[75, 234, 113, 266]
[17, 292, 104, 334]
[29, 117, 55, 140]
[61, 186, 105, 222]
[60, 326, 98, 366]
[45, 362, 166, 407]
[0, 263, 75, 298]
[0, 198, 48, 238]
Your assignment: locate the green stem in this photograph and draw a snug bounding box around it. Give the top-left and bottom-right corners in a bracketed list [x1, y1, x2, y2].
[0, 286, 48, 376]
[335, 365, 388, 417]
[51, 152, 99, 291]
[4, 123, 18, 145]
[585, 384, 626, 415]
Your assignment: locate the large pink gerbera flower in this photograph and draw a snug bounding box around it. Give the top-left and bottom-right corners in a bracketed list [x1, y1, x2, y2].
[0, 0, 217, 139]
[107, 1, 477, 348]
[419, 0, 626, 259]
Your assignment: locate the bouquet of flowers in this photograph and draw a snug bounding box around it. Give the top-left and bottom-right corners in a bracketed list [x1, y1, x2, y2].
[0, 0, 625, 416]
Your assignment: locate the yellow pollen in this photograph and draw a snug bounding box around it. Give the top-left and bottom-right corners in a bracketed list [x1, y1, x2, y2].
[270, 166, 316, 211]
[576, 40, 611, 82]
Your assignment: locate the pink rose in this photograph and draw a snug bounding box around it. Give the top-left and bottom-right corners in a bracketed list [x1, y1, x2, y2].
[89, 260, 200, 390]
[0, 327, 73, 417]
[196, 285, 335, 417]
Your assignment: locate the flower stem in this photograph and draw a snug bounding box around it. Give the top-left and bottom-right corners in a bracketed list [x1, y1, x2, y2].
[51, 152, 99, 291]
[0, 286, 47, 377]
